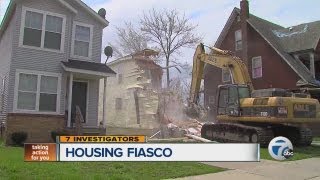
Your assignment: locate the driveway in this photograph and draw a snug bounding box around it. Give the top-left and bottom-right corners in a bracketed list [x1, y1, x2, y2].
[173, 158, 320, 180]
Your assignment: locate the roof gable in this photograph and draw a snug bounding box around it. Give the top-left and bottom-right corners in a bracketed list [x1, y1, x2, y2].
[215, 7, 320, 87]
[214, 8, 240, 47]
[0, 0, 108, 39]
[72, 0, 109, 26]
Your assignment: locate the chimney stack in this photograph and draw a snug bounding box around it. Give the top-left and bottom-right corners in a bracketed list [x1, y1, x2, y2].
[240, 0, 249, 69]
[240, 0, 249, 20]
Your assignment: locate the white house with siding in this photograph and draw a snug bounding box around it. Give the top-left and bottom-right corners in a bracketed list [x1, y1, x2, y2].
[0, 0, 115, 144]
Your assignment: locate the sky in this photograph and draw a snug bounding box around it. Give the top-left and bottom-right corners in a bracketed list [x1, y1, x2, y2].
[1, 0, 320, 66]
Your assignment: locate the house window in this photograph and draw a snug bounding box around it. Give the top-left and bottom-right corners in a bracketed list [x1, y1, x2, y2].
[72, 22, 93, 58]
[144, 69, 151, 79]
[235, 30, 242, 51]
[117, 65, 123, 84]
[115, 98, 122, 110]
[23, 11, 43, 47]
[39, 76, 58, 111]
[118, 74, 123, 84]
[222, 69, 231, 82]
[252, 56, 263, 78]
[44, 15, 63, 50]
[209, 96, 215, 104]
[14, 70, 61, 113]
[21, 7, 65, 51]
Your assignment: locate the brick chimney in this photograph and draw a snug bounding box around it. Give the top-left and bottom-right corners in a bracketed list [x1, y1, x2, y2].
[240, 0, 249, 68]
[240, 0, 249, 20]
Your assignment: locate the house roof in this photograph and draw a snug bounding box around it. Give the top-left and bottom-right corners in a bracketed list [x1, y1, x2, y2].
[61, 59, 116, 76]
[215, 8, 320, 87]
[107, 49, 160, 67]
[107, 55, 162, 70]
[273, 21, 320, 53]
[132, 49, 160, 57]
[0, 0, 109, 39]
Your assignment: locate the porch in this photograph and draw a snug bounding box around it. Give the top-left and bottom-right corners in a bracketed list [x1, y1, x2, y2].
[294, 52, 320, 81]
[61, 59, 116, 134]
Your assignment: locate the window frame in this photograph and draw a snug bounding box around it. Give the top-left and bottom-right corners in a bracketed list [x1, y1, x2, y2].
[13, 69, 62, 115]
[235, 29, 242, 51]
[115, 98, 122, 110]
[71, 21, 94, 60]
[252, 56, 263, 79]
[237, 16, 241, 22]
[208, 96, 215, 105]
[19, 6, 66, 53]
[118, 74, 123, 84]
[222, 69, 231, 83]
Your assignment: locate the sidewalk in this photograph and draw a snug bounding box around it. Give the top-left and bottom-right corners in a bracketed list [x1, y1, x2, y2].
[173, 158, 320, 180]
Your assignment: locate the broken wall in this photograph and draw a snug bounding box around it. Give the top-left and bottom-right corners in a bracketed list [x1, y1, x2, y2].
[98, 59, 160, 130]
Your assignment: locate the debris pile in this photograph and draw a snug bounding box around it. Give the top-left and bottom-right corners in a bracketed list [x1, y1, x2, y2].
[148, 118, 211, 143]
[166, 118, 204, 137]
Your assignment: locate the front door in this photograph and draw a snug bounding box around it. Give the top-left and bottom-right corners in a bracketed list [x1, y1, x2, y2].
[71, 81, 88, 124]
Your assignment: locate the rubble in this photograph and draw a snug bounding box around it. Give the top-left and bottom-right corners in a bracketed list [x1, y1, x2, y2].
[185, 134, 211, 142]
[151, 116, 206, 139]
[166, 118, 204, 137]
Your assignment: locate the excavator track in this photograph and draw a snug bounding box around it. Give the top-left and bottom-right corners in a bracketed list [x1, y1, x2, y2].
[296, 127, 313, 146]
[271, 125, 313, 146]
[299, 128, 313, 146]
[201, 122, 274, 147]
[201, 123, 313, 147]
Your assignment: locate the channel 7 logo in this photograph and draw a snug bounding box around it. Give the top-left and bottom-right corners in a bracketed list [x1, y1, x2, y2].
[268, 136, 294, 161]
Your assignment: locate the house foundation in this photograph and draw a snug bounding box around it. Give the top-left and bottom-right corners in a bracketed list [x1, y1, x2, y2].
[5, 113, 64, 145]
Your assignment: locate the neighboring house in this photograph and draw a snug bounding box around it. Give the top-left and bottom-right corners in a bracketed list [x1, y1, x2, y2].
[204, 0, 320, 120]
[0, 0, 116, 144]
[99, 49, 162, 135]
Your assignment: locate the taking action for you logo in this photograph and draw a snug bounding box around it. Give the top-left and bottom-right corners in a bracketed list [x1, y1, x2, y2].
[268, 136, 294, 160]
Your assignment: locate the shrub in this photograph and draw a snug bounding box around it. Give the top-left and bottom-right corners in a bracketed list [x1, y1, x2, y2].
[51, 130, 69, 142]
[11, 132, 28, 146]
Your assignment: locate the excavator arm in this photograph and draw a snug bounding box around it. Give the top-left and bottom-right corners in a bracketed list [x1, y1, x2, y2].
[189, 43, 253, 105]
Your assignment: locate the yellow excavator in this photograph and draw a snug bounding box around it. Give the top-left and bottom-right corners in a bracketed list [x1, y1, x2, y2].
[188, 43, 320, 147]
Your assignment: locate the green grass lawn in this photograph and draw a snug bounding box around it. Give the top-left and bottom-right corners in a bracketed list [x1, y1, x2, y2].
[0, 139, 224, 180]
[313, 137, 320, 141]
[260, 145, 320, 161]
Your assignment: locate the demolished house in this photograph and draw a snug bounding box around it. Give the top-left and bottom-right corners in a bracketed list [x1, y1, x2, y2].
[99, 49, 163, 135]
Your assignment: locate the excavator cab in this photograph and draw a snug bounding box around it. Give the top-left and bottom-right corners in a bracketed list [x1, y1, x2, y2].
[217, 84, 250, 116]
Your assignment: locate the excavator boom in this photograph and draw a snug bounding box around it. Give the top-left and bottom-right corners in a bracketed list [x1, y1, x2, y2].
[189, 43, 253, 105]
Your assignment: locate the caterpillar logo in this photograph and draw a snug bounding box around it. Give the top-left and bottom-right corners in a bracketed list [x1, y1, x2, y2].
[293, 104, 309, 112]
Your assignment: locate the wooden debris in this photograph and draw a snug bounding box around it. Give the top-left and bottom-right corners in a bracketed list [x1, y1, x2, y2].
[149, 130, 161, 139]
[185, 134, 211, 142]
[75, 106, 84, 135]
[147, 137, 188, 143]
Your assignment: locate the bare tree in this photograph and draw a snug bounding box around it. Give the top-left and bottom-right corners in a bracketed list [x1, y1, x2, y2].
[170, 62, 193, 103]
[110, 21, 150, 58]
[140, 8, 202, 88]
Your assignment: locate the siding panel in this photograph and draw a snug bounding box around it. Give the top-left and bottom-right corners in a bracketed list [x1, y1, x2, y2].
[0, 7, 16, 124]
